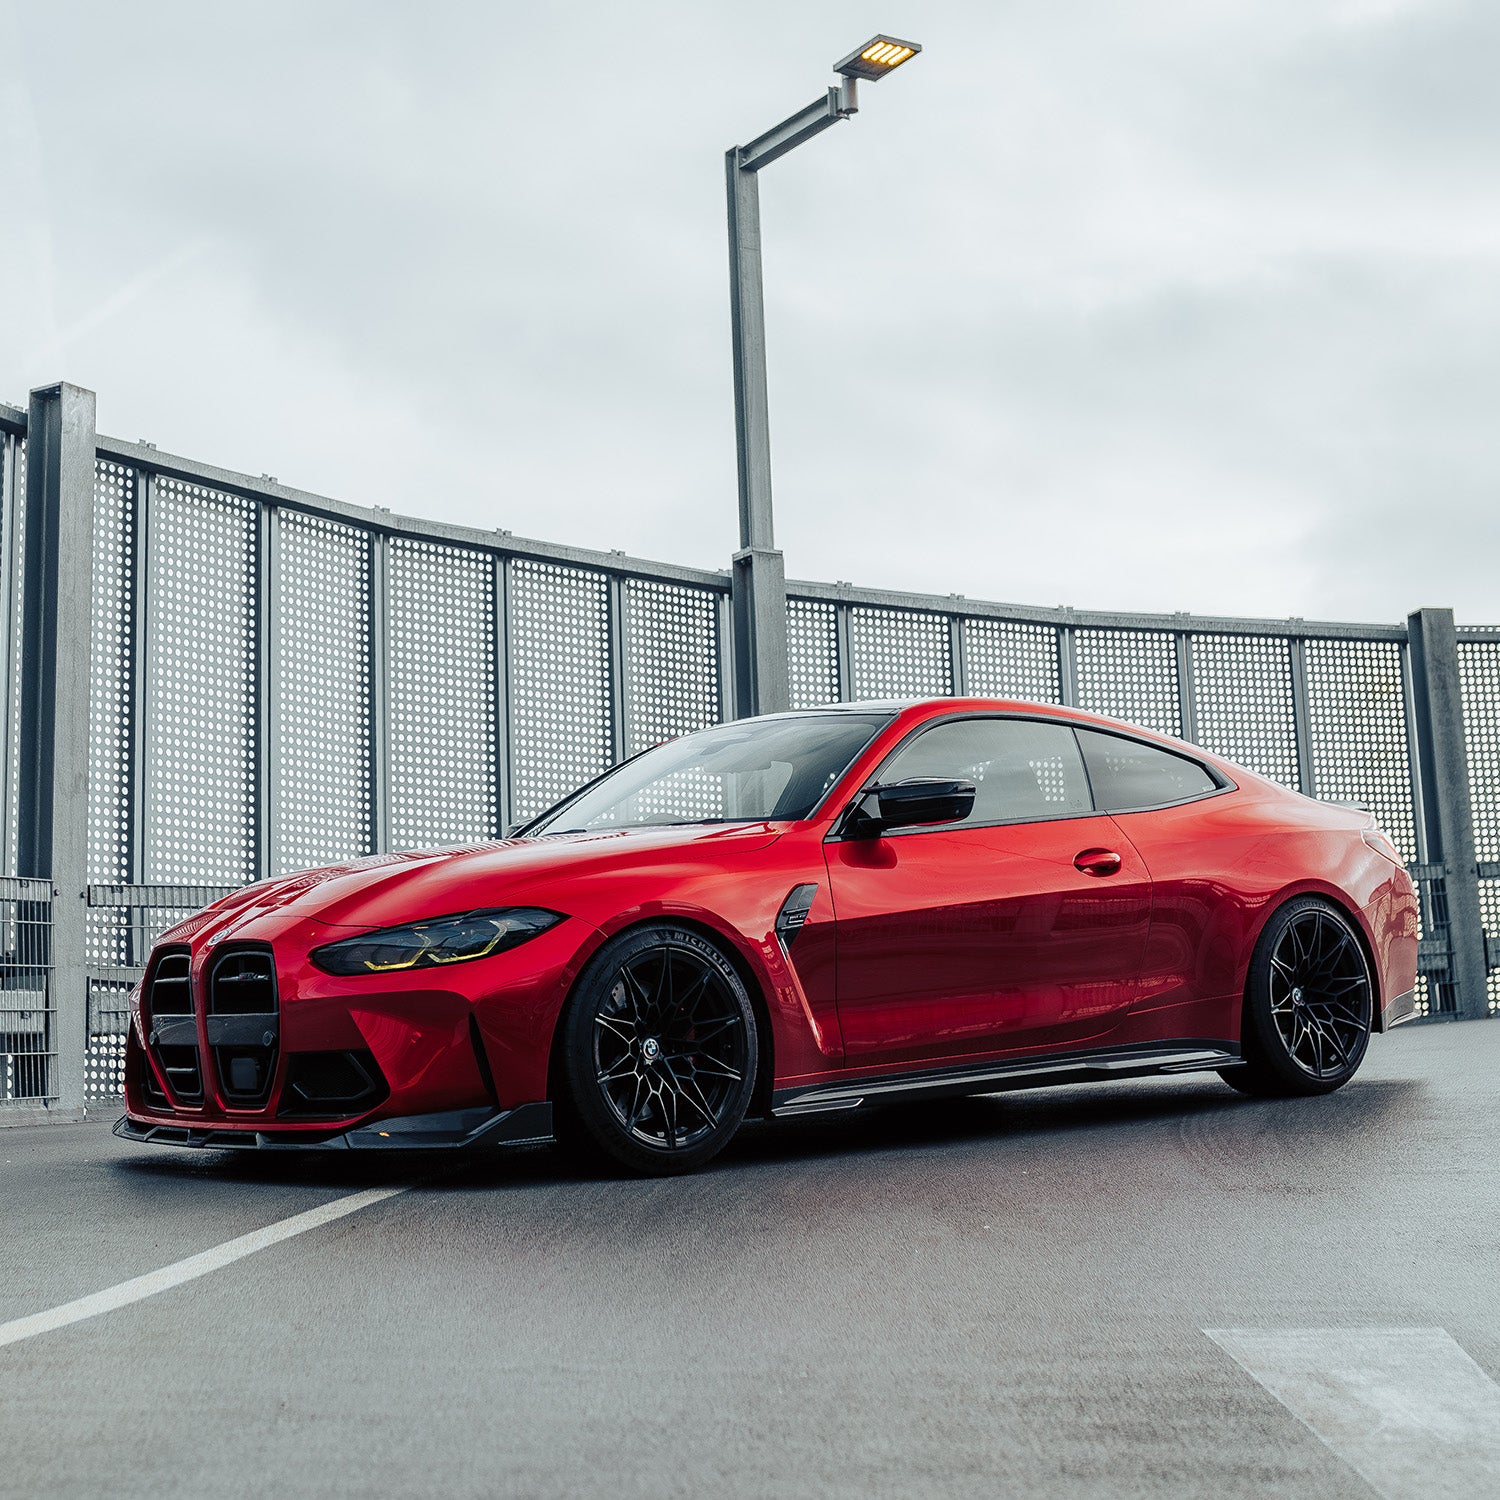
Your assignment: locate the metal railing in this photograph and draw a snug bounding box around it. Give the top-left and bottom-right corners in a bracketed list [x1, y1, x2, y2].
[1, 381, 1495, 1115]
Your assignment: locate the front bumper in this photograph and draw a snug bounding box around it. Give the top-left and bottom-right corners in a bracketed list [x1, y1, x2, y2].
[113, 1101, 554, 1152]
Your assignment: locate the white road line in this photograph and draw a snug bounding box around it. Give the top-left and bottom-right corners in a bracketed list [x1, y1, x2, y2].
[1206, 1326, 1500, 1500]
[0, 1185, 408, 1350]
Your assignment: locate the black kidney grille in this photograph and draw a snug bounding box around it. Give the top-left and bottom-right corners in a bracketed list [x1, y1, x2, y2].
[148, 950, 193, 1015]
[143, 947, 203, 1105]
[206, 946, 279, 1107]
[208, 947, 277, 1014]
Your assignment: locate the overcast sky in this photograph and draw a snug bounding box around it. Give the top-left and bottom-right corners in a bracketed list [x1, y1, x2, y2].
[4, 0, 1498, 625]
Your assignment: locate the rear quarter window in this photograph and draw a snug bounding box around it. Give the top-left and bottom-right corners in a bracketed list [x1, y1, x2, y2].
[1075, 728, 1221, 812]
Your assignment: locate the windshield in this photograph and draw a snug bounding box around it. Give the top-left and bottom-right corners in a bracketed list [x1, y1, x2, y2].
[523, 713, 893, 835]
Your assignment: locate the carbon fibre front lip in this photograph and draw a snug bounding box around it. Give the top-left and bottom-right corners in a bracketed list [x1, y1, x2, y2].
[112, 1102, 554, 1152]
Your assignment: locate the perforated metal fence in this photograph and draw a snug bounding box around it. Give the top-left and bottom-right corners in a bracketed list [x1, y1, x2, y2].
[0, 392, 1496, 1113]
[0, 877, 53, 1108]
[1458, 629, 1500, 1014]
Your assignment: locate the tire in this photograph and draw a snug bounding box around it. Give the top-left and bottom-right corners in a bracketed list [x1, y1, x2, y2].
[1220, 896, 1373, 1098]
[556, 923, 758, 1176]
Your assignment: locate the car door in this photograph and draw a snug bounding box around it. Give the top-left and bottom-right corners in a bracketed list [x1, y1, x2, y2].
[1073, 727, 1245, 1033]
[825, 715, 1153, 1067]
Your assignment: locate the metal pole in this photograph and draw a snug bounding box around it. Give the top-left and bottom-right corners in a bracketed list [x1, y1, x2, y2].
[1407, 608, 1489, 1020]
[727, 153, 775, 557]
[726, 149, 790, 718]
[724, 86, 854, 720]
[17, 382, 97, 1112]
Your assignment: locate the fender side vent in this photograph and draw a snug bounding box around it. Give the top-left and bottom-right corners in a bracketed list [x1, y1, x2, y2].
[775, 884, 820, 948]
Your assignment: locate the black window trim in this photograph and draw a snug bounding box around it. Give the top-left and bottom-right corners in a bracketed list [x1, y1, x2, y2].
[826, 710, 1235, 842]
[1073, 722, 1235, 815]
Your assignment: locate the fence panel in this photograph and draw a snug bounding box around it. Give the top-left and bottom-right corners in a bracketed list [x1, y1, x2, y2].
[1458, 634, 1500, 1014]
[850, 606, 953, 700]
[276, 511, 373, 874]
[624, 579, 722, 754]
[508, 559, 614, 824]
[0, 432, 26, 879]
[963, 618, 1061, 703]
[1074, 628, 1181, 738]
[1189, 634, 1300, 788]
[0, 878, 53, 1109]
[145, 477, 259, 885]
[787, 598, 840, 709]
[388, 538, 498, 848]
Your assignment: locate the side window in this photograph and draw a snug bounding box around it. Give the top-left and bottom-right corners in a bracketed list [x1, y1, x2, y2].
[879, 718, 1093, 827]
[1074, 728, 1219, 811]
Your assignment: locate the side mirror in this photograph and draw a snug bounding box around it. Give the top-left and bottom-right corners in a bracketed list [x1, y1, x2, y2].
[842, 777, 976, 837]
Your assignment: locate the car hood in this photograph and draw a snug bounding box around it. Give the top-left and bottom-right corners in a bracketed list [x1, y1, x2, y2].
[200, 822, 788, 933]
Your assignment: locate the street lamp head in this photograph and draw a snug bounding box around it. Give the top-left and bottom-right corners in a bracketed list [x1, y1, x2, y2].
[834, 35, 921, 81]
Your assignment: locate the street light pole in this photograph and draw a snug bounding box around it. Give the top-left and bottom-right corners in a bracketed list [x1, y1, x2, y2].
[725, 36, 920, 718]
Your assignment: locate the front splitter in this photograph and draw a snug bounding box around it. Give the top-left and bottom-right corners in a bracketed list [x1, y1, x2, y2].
[112, 1102, 554, 1152]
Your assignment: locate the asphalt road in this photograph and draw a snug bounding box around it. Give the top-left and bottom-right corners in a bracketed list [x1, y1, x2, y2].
[3, 1021, 1499, 1499]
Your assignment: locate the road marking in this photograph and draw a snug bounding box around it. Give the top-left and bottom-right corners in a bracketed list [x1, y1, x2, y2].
[1206, 1327, 1500, 1500]
[0, 1185, 408, 1350]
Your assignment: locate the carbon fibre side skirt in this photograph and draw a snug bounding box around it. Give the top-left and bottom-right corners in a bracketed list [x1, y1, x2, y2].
[770, 1040, 1243, 1118]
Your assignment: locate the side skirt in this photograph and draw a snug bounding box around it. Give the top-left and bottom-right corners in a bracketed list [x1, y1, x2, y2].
[770, 1040, 1243, 1118]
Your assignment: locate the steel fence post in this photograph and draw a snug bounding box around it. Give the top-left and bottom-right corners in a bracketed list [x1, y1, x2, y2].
[369, 532, 392, 854]
[730, 548, 789, 717]
[948, 611, 968, 698]
[1407, 608, 1489, 1020]
[1288, 636, 1317, 797]
[17, 383, 97, 1111]
[1174, 630, 1198, 743]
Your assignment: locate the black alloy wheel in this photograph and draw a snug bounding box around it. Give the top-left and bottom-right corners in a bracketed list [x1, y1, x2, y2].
[1222, 896, 1374, 1098]
[557, 924, 758, 1175]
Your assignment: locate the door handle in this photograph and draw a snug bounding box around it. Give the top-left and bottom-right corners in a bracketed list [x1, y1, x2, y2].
[1074, 848, 1123, 877]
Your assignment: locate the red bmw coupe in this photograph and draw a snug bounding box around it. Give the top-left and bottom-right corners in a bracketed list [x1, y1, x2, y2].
[117, 699, 1419, 1175]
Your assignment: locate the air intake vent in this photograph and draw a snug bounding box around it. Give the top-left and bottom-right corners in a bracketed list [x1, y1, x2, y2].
[278, 1050, 388, 1120]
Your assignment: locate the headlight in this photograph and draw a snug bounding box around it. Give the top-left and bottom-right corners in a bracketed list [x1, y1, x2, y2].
[310, 908, 563, 976]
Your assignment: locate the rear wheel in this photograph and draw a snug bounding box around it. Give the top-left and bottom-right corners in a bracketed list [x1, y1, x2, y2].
[557, 924, 757, 1176]
[1221, 896, 1373, 1098]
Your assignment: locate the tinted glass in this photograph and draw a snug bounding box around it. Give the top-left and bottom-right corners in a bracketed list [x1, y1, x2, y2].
[1075, 728, 1218, 811]
[524, 713, 892, 833]
[879, 717, 1093, 826]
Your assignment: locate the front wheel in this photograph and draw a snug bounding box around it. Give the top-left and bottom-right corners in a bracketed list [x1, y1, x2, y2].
[1221, 897, 1373, 1098]
[556, 924, 758, 1176]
